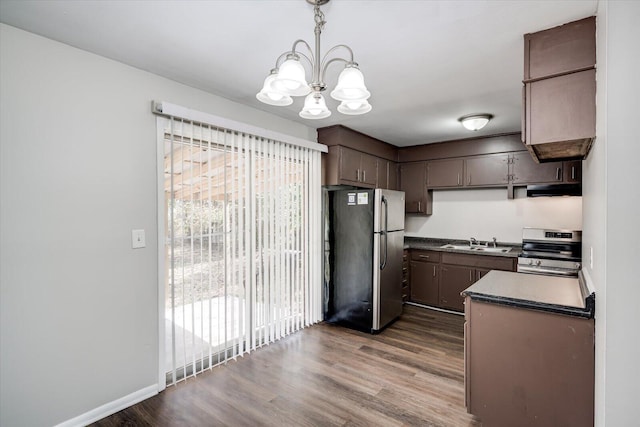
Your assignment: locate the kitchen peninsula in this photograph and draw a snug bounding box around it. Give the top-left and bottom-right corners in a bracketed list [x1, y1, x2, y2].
[462, 270, 595, 426]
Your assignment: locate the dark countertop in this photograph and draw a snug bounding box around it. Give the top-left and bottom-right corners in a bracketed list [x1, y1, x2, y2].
[404, 236, 522, 258]
[462, 270, 595, 318]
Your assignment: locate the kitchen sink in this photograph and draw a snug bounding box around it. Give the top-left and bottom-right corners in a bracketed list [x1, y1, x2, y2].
[470, 247, 512, 253]
[439, 244, 473, 250]
[439, 244, 512, 253]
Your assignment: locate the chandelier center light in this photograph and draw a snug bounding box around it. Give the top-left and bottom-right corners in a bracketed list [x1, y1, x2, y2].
[256, 0, 371, 119]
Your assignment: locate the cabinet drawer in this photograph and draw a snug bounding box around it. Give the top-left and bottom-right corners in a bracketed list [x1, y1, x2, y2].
[410, 250, 441, 263]
[441, 252, 515, 271]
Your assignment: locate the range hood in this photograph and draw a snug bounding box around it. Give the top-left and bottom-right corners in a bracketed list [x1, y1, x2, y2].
[527, 183, 582, 197]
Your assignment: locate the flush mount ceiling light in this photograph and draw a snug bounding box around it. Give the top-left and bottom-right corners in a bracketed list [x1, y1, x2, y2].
[256, 0, 371, 119]
[459, 114, 493, 131]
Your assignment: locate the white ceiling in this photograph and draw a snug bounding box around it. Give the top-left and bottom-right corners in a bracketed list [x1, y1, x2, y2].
[0, 0, 598, 146]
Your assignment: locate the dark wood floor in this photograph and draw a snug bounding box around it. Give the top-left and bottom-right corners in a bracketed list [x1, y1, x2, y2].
[93, 305, 481, 426]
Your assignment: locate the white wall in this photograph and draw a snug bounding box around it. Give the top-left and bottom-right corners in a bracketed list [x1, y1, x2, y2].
[0, 24, 315, 427]
[405, 188, 582, 243]
[584, 1, 640, 426]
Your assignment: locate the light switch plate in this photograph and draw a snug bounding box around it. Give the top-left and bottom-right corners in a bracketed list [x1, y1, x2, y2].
[132, 229, 146, 249]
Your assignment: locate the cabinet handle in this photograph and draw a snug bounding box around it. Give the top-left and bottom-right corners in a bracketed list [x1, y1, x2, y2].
[457, 173, 460, 186]
[356, 169, 360, 181]
[363, 170, 366, 182]
[468, 174, 471, 185]
[469, 270, 473, 281]
[571, 166, 576, 180]
[418, 201, 421, 212]
[418, 255, 430, 259]
[433, 265, 436, 277]
[556, 167, 561, 181]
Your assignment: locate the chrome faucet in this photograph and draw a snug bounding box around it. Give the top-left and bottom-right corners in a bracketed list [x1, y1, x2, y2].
[492, 237, 498, 247]
[470, 237, 478, 246]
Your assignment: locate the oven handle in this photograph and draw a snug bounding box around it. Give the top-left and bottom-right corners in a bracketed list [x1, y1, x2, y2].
[517, 265, 579, 276]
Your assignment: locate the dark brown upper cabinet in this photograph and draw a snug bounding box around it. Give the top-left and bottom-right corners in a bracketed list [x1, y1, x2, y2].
[511, 152, 563, 184]
[427, 159, 464, 188]
[523, 17, 596, 163]
[563, 160, 582, 183]
[524, 16, 596, 81]
[319, 125, 399, 190]
[400, 162, 432, 215]
[465, 154, 510, 187]
[334, 146, 377, 188]
[377, 159, 399, 190]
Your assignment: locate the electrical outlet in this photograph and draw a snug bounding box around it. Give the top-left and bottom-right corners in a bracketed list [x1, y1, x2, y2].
[132, 229, 146, 249]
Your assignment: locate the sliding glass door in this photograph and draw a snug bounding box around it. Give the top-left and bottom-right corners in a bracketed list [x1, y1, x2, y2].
[158, 114, 321, 386]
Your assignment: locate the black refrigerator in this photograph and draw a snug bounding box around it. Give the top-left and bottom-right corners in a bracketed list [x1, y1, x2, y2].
[324, 189, 405, 333]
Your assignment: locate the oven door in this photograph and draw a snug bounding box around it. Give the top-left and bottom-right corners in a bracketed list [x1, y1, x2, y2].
[517, 258, 580, 277]
[517, 264, 579, 277]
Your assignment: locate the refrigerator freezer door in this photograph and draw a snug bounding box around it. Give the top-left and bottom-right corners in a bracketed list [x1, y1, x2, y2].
[374, 189, 405, 233]
[373, 230, 404, 331]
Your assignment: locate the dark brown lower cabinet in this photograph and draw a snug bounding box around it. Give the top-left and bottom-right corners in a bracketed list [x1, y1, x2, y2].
[439, 253, 516, 312]
[409, 261, 439, 306]
[409, 250, 440, 306]
[465, 297, 594, 426]
[439, 265, 474, 311]
[409, 250, 516, 312]
[476, 268, 491, 280]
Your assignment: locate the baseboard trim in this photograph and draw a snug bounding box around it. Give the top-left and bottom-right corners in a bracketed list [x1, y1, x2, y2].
[405, 301, 464, 316]
[55, 384, 158, 427]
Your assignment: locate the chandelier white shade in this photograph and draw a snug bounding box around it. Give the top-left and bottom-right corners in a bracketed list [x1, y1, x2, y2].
[459, 114, 493, 131]
[337, 99, 372, 115]
[300, 92, 331, 119]
[330, 66, 370, 101]
[256, 0, 371, 119]
[256, 71, 294, 106]
[272, 56, 311, 96]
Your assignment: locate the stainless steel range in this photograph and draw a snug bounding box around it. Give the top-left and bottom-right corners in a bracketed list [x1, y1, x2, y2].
[517, 228, 582, 277]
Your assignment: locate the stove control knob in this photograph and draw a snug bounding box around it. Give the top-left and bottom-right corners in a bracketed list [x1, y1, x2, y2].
[528, 260, 533, 265]
[576, 263, 582, 269]
[536, 260, 542, 266]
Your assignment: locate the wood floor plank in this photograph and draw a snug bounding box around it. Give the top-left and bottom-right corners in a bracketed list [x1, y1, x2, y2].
[92, 305, 480, 426]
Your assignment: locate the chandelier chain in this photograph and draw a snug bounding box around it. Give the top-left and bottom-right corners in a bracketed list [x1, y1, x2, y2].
[314, 5, 326, 32]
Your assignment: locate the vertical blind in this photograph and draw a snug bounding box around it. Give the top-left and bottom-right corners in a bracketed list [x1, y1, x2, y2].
[156, 105, 323, 386]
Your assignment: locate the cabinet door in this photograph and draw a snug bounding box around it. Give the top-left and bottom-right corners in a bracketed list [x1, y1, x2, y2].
[377, 159, 398, 190]
[476, 268, 491, 281]
[563, 160, 582, 183]
[360, 152, 378, 187]
[525, 17, 595, 80]
[511, 152, 563, 184]
[409, 261, 439, 306]
[387, 161, 399, 190]
[525, 69, 596, 145]
[427, 159, 464, 188]
[440, 265, 474, 312]
[338, 147, 362, 184]
[377, 159, 389, 189]
[400, 162, 431, 214]
[465, 154, 509, 187]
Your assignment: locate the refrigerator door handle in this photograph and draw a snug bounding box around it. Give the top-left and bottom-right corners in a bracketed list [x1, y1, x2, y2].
[380, 196, 388, 270]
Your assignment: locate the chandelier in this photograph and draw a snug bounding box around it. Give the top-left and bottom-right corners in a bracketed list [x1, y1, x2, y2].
[256, 0, 371, 119]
